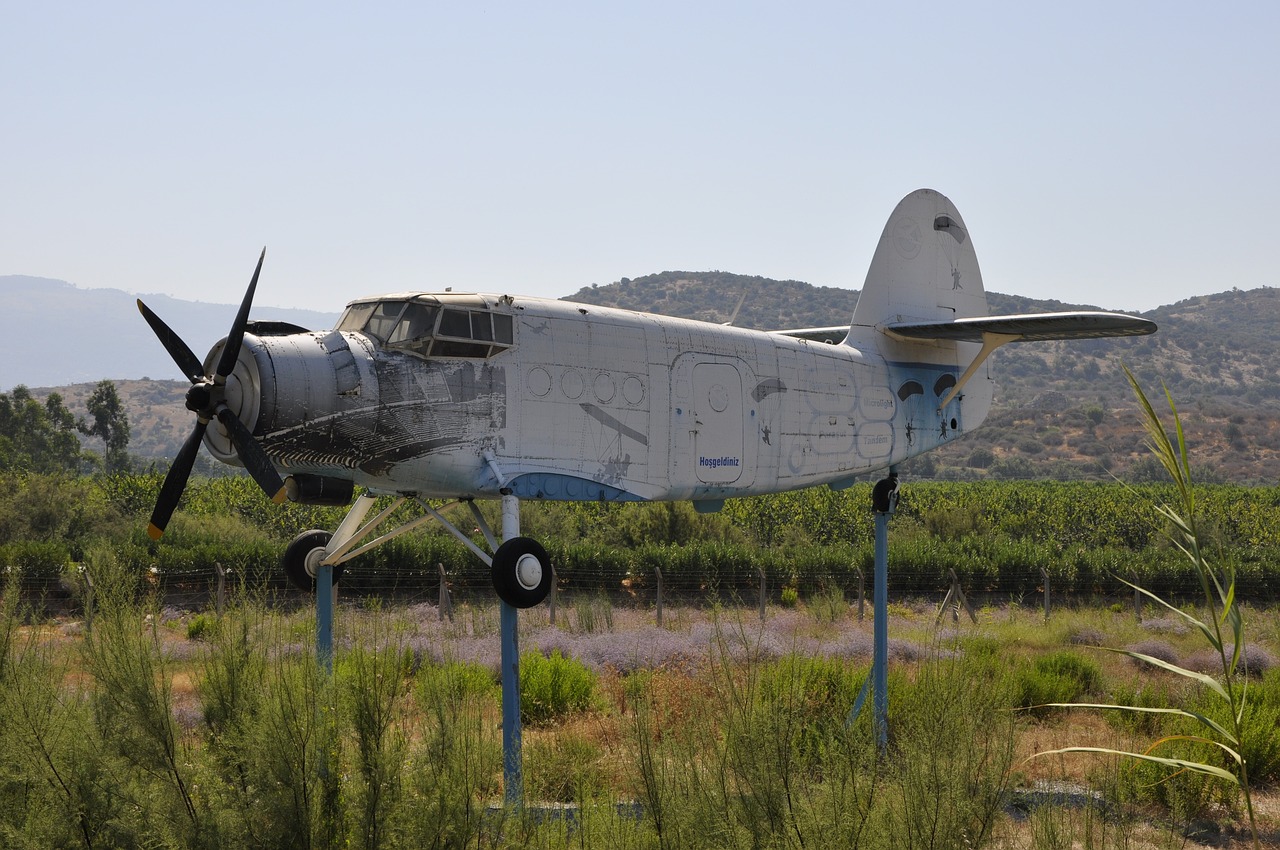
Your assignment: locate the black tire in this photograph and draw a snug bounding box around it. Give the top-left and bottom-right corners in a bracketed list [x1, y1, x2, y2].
[490, 536, 552, 609]
[282, 529, 342, 592]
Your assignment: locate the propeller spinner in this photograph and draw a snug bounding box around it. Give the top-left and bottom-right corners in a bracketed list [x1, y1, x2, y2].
[138, 249, 286, 539]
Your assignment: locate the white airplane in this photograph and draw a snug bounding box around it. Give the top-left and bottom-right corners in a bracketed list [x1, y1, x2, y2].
[138, 188, 1155, 606]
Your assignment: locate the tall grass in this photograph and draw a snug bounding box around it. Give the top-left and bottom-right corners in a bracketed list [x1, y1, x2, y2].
[624, 619, 1016, 849]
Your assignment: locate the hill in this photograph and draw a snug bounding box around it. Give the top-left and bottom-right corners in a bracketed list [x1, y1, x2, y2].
[0, 275, 339, 389]
[13, 272, 1280, 483]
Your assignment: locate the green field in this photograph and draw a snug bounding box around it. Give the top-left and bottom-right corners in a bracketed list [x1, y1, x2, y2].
[1, 579, 1276, 849]
[1, 469, 1279, 847]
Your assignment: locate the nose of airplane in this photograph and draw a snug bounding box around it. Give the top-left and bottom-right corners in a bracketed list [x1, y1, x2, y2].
[200, 334, 266, 466]
[201, 329, 375, 467]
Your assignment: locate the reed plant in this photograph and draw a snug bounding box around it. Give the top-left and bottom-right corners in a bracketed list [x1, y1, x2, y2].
[1033, 367, 1263, 848]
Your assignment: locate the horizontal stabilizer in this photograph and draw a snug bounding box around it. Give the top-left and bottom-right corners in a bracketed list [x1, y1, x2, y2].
[770, 327, 849, 344]
[886, 311, 1156, 343]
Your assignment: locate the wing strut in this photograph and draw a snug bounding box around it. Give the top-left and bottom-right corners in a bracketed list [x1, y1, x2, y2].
[936, 332, 1017, 410]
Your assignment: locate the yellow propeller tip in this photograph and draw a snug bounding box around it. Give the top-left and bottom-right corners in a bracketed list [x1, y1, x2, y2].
[272, 487, 288, 505]
[146, 524, 164, 541]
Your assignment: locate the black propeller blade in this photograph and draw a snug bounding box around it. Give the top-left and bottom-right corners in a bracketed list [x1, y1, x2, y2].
[139, 249, 284, 540]
[217, 406, 287, 504]
[147, 420, 208, 539]
[137, 299, 205, 383]
[216, 247, 265, 382]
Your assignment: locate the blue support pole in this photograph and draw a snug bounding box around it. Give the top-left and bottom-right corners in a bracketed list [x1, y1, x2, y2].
[500, 495, 523, 807]
[316, 563, 334, 674]
[872, 511, 889, 750]
[500, 600, 521, 804]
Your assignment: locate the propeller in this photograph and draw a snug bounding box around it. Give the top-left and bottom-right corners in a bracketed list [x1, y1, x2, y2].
[139, 249, 286, 539]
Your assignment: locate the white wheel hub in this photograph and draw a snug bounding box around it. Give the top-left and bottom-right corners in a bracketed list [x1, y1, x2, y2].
[304, 547, 328, 580]
[515, 553, 543, 590]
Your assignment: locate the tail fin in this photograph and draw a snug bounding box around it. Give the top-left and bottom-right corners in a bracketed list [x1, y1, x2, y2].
[847, 188, 1155, 414]
[849, 188, 987, 334]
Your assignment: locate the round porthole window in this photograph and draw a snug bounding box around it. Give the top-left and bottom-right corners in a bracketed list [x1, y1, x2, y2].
[708, 383, 729, 412]
[623, 375, 645, 405]
[527, 367, 552, 397]
[594, 373, 616, 403]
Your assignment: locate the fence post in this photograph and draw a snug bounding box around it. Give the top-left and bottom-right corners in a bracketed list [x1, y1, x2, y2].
[1133, 572, 1142, 622]
[1041, 568, 1050, 623]
[215, 561, 227, 618]
[549, 565, 558, 626]
[856, 566, 866, 621]
[437, 563, 453, 622]
[936, 569, 977, 625]
[758, 567, 767, 622]
[655, 566, 664, 628]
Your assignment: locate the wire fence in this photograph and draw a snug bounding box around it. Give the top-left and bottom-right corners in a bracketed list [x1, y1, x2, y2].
[13, 552, 1279, 622]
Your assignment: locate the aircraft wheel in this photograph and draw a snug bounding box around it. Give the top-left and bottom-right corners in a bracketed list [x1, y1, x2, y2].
[490, 537, 552, 609]
[282, 529, 343, 592]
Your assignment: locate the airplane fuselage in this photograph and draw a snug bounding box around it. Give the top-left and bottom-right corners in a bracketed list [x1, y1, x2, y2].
[212, 293, 990, 508]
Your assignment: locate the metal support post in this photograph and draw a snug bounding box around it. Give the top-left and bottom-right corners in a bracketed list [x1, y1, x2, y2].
[872, 511, 889, 751]
[500, 494, 523, 807]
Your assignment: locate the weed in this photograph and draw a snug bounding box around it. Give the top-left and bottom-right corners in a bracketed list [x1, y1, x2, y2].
[186, 611, 214, 641]
[779, 585, 799, 608]
[520, 648, 602, 725]
[807, 584, 847, 624]
[1015, 651, 1104, 712]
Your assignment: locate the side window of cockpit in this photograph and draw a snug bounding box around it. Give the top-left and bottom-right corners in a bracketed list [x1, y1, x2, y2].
[362, 301, 408, 344]
[493, 314, 513, 345]
[386, 303, 439, 356]
[437, 308, 471, 339]
[431, 308, 490, 358]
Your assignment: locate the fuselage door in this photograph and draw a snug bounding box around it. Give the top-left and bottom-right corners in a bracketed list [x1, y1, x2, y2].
[691, 362, 744, 484]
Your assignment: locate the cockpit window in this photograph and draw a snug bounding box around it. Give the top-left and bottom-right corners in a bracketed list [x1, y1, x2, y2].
[336, 302, 376, 335]
[339, 297, 514, 359]
[363, 301, 409, 344]
[387, 303, 438, 344]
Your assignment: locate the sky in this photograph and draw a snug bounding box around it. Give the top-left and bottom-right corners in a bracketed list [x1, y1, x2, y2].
[4, 2, 1278, 315]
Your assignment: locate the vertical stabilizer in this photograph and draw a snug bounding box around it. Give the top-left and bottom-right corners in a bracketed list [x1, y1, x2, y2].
[849, 189, 987, 336]
[846, 189, 995, 450]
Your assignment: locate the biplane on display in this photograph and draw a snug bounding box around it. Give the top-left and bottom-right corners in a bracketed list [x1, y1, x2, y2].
[138, 189, 1155, 605]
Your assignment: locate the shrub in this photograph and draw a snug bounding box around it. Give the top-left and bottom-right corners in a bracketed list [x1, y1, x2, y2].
[520, 649, 601, 725]
[525, 732, 605, 803]
[1015, 651, 1103, 712]
[186, 613, 214, 641]
[757, 654, 862, 767]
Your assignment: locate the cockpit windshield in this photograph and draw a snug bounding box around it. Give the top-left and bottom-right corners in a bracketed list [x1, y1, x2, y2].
[336, 296, 514, 358]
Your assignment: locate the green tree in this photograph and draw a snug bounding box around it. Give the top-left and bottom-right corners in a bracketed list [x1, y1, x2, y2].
[0, 386, 81, 473]
[79, 380, 131, 472]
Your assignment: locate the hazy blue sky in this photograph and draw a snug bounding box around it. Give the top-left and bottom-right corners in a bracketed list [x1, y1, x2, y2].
[4, 2, 1277, 315]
